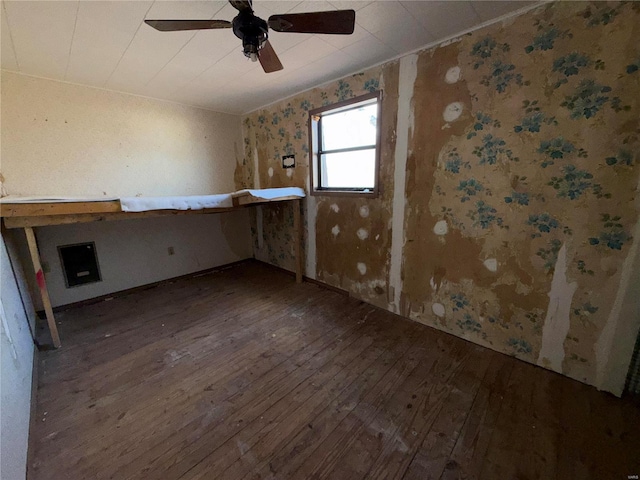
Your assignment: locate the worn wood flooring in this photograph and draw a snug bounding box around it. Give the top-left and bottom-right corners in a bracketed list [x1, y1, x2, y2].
[29, 261, 640, 479]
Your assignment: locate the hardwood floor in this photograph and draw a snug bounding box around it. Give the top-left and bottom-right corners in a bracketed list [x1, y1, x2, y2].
[29, 261, 640, 480]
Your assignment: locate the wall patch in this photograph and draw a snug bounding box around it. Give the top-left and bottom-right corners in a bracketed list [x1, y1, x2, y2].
[538, 244, 578, 373]
[433, 220, 448, 236]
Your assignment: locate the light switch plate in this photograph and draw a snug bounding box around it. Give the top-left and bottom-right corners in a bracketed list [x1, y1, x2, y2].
[282, 155, 295, 169]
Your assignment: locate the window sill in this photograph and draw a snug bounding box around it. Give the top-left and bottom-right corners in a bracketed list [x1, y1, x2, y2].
[310, 189, 379, 198]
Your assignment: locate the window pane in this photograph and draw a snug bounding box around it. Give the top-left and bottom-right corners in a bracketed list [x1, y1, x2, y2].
[321, 103, 377, 151]
[321, 149, 376, 190]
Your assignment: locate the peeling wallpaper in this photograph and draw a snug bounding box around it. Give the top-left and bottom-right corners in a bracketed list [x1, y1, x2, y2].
[239, 1, 640, 395]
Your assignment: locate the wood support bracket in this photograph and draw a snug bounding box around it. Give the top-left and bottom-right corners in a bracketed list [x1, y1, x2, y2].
[24, 227, 61, 348]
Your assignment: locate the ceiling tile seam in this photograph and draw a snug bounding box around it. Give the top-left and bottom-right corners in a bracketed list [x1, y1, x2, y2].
[351, 17, 373, 37]
[189, 56, 267, 95]
[1, 69, 241, 117]
[105, 1, 355, 99]
[333, 40, 374, 62]
[362, 28, 404, 56]
[63, 1, 80, 81]
[468, 1, 483, 23]
[327, 1, 372, 13]
[262, 48, 350, 90]
[236, 36, 339, 92]
[142, 32, 200, 87]
[202, 68, 254, 92]
[243, 0, 546, 115]
[283, 2, 303, 14]
[396, 1, 429, 31]
[161, 4, 267, 97]
[163, 44, 241, 98]
[406, 2, 454, 42]
[143, 2, 230, 88]
[165, 14, 316, 99]
[398, 0, 480, 39]
[273, 35, 339, 75]
[103, 0, 156, 88]
[268, 33, 320, 56]
[181, 2, 302, 86]
[2, 1, 21, 71]
[463, 1, 483, 29]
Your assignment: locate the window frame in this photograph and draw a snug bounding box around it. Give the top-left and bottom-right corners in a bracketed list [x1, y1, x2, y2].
[308, 90, 383, 197]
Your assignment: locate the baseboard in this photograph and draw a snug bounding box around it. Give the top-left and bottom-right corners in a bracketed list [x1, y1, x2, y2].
[250, 259, 349, 296]
[36, 258, 253, 316]
[36, 257, 349, 317]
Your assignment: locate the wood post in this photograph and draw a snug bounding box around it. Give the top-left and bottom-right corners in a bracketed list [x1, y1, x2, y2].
[293, 199, 303, 284]
[24, 227, 61, 348]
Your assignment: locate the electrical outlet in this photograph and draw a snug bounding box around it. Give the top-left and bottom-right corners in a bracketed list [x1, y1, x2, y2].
[168, 246, 175, 255]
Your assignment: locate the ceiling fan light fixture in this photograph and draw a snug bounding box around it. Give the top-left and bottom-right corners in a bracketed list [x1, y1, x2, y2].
[232, 10, 268, 60]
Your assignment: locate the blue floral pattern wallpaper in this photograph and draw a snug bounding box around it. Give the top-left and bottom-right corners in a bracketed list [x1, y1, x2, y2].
[238, 67, 392, 278]
[239, 1, 640, 391]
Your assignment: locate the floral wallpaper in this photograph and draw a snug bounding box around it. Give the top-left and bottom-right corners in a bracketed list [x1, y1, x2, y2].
[239, 64, 396, 286]
[239, 1, 640, 392]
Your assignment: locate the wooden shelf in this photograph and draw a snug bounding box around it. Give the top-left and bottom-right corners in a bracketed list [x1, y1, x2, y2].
[1, 193, 305, 348]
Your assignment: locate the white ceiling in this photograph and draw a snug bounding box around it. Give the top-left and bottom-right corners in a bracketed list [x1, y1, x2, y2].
[1, 0, 536, 115]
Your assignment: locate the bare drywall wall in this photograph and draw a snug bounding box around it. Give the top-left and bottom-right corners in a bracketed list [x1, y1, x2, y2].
[0, 232, 35, 480]
[36, 212, 251, 308]
[1, 72, 252, 308]
[239, 1, 640, 395]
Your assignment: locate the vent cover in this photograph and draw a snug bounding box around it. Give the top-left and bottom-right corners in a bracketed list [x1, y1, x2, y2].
[58, 242, 102, 288]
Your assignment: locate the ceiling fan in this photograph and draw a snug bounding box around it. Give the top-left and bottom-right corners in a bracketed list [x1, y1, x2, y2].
[144, 0, 355, 73]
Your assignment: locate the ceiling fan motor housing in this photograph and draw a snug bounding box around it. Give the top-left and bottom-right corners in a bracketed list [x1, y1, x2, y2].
[232, 11, 269, 58]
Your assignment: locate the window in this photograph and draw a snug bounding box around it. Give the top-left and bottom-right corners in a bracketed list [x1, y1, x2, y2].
[309, 91, 382, 196]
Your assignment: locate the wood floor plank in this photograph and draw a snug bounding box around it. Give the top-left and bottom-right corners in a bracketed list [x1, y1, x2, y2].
[327, 334, 472, 480]
[70, 294, 371, 479]
[119, 306, 391, 479]
[240, 317, 423, 480]
[557, 373, 640, 479]
[437, 351, 514, 480]
[183, 311, 409, 480]
[39, 271, 303, 384]
[399, 345, 492, 480]
[39, 286, 323, 417]
[525, 365, 563, 480]
[213, 312, 423, 480]
[289, 334, 469, 479]
[27, 262, 640, 480]
[477, 361, 538, 479]
[33, 286, 337, 472]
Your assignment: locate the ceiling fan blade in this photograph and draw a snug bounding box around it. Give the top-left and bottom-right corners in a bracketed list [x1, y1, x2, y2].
[229, 0, 252, 13]
[268, 10, 355, 35]
[259, 40, 283, 73]
[145, 19, 232, 32]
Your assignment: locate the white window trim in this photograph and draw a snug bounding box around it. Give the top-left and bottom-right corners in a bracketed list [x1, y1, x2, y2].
[308, 90, 383, 197]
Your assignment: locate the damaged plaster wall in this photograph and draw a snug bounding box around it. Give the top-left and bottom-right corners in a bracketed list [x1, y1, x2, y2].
[239, 1, 640, 394]
[1, 72, 252, 308]
[241, 63, 400, 307]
